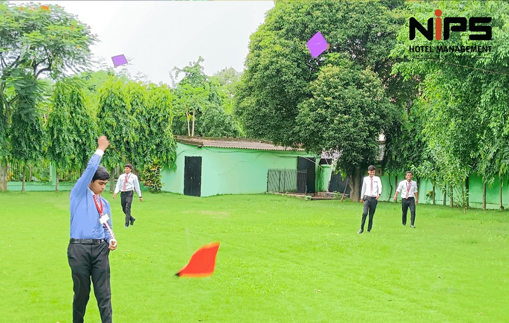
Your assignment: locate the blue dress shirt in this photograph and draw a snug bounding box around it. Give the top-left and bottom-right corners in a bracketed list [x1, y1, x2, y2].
[69, 150, 113, 243]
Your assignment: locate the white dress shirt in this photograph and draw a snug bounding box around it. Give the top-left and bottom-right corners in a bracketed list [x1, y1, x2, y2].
[396, 180, 418, 198]
[361, 176, 382, 197]
[114, 173, 142, 197]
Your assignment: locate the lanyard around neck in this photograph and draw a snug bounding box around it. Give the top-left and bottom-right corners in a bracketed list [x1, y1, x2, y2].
[92, 194, 103, 215]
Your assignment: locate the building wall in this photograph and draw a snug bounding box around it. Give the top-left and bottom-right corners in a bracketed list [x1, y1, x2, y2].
[161, 143, 316, 197]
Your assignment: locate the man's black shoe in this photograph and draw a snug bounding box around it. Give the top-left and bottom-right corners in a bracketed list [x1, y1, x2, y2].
[357, 230, 363, 234]
[130, 217, 136, 225]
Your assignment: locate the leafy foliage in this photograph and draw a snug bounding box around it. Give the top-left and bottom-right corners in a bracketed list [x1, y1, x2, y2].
[0, 1, 96, 190]
[46, 77, 96, 174]
[392, 0, 509, 204]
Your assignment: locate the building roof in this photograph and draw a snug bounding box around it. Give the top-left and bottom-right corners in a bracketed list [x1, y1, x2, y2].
[175, 136, 306, 152]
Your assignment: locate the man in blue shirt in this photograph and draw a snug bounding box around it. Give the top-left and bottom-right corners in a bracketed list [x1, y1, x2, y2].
[68, 136, 117, 323]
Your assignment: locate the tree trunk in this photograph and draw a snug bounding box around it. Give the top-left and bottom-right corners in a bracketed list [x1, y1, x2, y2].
[56, 171, 60, 192]
[500, 180, 504, 210]
[191, 110, 195, 137]
[387, 174, 393, 202]
[0, 161, 7, 191]
[22, 163, 26, 193]
[110, 167, 115, 193]
[449, 185, 453, 207]
[465, 176, 469, 209]
[29, 165, 33, 182]
[340, 178, 349, 202]
[482, 181, 487, 210]
[461, 182, 466, 214]
[432, 184, 436, 205]
[186, 111, 191, 136]
[349, 167, 362, 202]
[417, 177, 420, 201]
[443, 184, 447, 206]
[394, 175, 398, 198]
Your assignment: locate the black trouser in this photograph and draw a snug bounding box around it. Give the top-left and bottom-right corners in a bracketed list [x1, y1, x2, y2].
[402, 197, 416, 226]
[121, 191, 134, 226]
[67, 241, 112, 323]
[360, 196, 378, 231]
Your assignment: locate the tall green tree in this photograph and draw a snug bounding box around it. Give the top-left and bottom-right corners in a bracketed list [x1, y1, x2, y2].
[135, 83, 177, 192]
[9, 76, 44, 192]
[295, 61, 395, 201]
[0, 2, 96, 190]
[46, 77, 96, 191]
[235, 1, 409, 199]
[392, 0, 509, 208]
[96, 77, 137, 191]
[210, 67, 242, 115]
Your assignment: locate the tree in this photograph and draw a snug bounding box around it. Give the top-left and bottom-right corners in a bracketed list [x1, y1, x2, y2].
[46, 77, 96, 191]
[235, 1, 409, 199]
[134, 83, 177, 192]
[0, 2, 97, 190]
[200, 104, 239, 138]
[210, 67, 242, 115]
[392, 0, 509, 208]
[170, 58, 210, 136]
[96, 77, 137, 191]
[295, 61, 395, 201]
[236, 1, 408, 148]
[9, 76, 44, 192]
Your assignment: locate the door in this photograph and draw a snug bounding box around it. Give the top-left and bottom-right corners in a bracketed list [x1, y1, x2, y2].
[328, 172, 350, 195]
[184, 156, 202, 197]
[297, 157, 316, 193]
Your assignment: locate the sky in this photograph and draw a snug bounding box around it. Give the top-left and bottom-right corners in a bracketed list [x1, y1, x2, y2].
[40, 1, 275, 85]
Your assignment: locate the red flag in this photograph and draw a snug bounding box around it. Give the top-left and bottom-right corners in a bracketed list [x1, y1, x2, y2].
[176, 242, 220, 278]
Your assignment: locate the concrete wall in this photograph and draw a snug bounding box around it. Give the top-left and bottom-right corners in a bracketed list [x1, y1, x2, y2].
[161, 143, 316, 197]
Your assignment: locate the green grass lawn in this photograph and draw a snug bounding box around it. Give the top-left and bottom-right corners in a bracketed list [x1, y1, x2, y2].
[1, 192, 508, 323]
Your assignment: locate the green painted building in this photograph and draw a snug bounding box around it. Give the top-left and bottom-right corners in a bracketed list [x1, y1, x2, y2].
[160, 137, 318, 197]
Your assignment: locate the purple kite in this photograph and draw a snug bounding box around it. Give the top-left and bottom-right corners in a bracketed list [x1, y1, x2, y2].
[307, 32, 330, 58]
[111, 54, 128, 67]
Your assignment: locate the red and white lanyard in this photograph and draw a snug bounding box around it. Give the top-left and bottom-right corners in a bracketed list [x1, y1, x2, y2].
[93, 194, 116, 240]
[123, 174, 130, 191]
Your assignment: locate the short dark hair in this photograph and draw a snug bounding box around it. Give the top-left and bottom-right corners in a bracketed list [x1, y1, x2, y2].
[92, 165, 110, 182]
[406, 171, 413, 175]
[368, 165, 376, 171]
[125, 164, 133, 169]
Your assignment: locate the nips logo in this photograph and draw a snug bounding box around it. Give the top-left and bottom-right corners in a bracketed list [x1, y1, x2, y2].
[409, 9, 492, 41]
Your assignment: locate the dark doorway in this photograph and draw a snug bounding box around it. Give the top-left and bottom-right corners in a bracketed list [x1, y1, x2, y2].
[328, 172, 350, 195]
[297, 157, 316, 193]
[184, 156, 202, 197]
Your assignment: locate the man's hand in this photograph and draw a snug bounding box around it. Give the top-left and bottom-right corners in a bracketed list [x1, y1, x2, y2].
[109, 239, 117, 251]
[360, 199, 364, 203]
[139, 197, 143, 202]
[112, 193, 117, 199]
[98, 136, 110, 151]
[393, 196, 397, 202]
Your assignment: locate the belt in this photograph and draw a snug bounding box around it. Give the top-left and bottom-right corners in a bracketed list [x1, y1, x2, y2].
[121, 190, 133, 193]
[69, 238, 105, 244]
[404, 197, 415, 199]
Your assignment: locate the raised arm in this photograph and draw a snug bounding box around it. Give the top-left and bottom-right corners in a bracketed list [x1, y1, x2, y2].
[70, 136, 110, 200]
